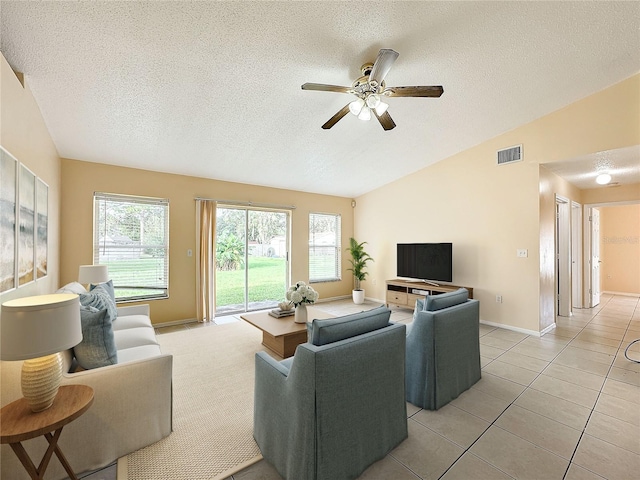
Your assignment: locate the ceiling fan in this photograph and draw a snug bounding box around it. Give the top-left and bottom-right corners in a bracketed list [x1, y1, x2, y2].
[301, 49, 443, 131]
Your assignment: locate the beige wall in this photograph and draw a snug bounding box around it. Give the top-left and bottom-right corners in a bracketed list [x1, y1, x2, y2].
[356, 74, 640, 334]
[60, 159, 354, 324]
[599, 204, 640, 295]
[0, 53, 61, 304]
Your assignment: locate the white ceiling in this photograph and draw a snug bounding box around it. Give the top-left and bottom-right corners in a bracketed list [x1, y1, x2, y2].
[543, 145, 640, 190]
[1, 1, 639, 198]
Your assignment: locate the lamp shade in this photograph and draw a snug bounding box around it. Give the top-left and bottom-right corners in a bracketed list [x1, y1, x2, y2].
[78, 264, 109, 284]
[0, 294, 82, 361]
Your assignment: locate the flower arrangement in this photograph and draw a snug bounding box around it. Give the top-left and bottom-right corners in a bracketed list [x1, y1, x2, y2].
[286, 281, 319, 307]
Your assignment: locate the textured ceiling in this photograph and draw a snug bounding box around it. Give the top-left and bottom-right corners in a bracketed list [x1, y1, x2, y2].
[543, 146, 640, 190]
[1, 1, 639, 197]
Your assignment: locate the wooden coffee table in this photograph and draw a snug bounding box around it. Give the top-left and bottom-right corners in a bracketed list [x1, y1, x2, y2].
[241, 306, 334, 358]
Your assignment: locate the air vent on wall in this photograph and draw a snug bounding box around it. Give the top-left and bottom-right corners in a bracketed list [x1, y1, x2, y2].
[497, 144, 523, 165]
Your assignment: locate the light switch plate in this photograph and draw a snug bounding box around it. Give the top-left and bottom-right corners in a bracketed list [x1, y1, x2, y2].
[517, 249, 528, 258]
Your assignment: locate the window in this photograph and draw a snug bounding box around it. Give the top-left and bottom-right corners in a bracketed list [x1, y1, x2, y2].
[93, 193, 169, 301]
[309, 212, 341, 283]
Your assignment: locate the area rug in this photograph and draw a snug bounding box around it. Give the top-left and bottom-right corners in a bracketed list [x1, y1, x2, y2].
[118, 320, 265, 480]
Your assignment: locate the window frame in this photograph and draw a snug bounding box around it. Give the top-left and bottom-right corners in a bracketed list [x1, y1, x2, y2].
[308, 212, 342, 283]
[93, 192, 169, 302]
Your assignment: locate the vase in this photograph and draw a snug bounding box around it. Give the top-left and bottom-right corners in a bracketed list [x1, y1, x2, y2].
[294, 304, 308, 324]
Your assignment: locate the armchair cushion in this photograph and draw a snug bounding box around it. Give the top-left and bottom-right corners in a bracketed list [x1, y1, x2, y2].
[309, 305, 391, 346]
[424, 287, 468, 311]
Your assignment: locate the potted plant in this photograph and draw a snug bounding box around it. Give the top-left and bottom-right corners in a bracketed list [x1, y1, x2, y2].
[347, 237, 374, 305]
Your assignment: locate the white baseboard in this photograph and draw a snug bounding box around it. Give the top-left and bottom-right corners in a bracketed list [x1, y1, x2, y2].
[602, 291, 640, 298]
[316, 295, 351, 303]
[153, 317, 198, 328]
[480, 319, 545, 337]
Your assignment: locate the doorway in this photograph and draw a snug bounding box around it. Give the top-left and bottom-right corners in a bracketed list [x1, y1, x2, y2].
[215, 206, 290, 315]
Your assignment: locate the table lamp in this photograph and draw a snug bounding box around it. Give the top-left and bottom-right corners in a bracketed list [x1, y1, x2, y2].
[1, 294, 82, 412]
[78, 264, 109, 288]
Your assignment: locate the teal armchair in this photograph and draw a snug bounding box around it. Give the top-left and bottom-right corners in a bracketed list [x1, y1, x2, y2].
[405, 288, 481, 410]
[253, 306, 407, 480]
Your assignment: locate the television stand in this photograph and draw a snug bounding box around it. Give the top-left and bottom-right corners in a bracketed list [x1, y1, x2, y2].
[385, 279, 474, 310]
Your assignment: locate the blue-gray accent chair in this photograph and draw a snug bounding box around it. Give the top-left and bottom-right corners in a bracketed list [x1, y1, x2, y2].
[405, 288, 481, 410]
[254, 306, 407, 480]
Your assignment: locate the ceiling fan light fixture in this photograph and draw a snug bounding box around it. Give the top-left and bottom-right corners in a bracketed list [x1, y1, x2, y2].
[365, 94, 381, 109]
[348, 98, 364, 116]
[358, 106, 372, 121]
[596, 173, 612, 185]
[375, 101, 389, 115]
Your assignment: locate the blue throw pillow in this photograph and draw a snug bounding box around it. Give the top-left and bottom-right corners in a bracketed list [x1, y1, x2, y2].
[90, 279, 115, 304]
[424, 288, 469, 311]
[80, 282, 117, 322]
[73, 306, 118, 369]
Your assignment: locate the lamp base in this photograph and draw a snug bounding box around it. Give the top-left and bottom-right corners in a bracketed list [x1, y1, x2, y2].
[21, 353, 63, 412]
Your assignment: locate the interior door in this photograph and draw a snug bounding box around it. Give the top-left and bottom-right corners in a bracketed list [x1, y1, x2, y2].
[590, 207, 601, 307]
[556, 196, 571, 317]
[571, 201, 582, 308]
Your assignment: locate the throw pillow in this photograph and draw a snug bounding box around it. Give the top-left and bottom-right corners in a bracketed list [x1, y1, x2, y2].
[73, 306, 118, 369]
[80, 282, 117, 323]
[90, 279, 116, 305]
[424, 288, 469, 311]
[56, 281, 87, 295]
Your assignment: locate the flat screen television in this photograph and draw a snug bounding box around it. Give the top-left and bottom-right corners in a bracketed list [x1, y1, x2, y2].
[397, 243, 453, 284]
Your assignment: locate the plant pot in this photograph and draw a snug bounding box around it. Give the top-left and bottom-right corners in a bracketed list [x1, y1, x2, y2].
[352, 289, 365, 305]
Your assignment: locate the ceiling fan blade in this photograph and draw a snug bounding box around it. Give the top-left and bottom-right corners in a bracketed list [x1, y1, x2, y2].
[302, 83, 353, 94]
[368, 49, 399, 85]
[373, 109, 396, 131]
[384, 86, 444, 97]
[321, 104, 351, 129]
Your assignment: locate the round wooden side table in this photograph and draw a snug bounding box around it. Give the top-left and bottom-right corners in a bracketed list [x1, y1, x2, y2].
[1, 384, 94, 480]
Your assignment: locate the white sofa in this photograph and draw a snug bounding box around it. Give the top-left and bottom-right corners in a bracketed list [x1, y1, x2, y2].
[0, 302, 173, 480]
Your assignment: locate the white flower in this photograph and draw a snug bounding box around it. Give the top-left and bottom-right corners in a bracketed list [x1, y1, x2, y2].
[285, 281, 319, 307]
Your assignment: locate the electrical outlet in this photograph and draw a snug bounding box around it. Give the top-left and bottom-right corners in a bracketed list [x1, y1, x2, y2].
[372, 278, 377, 286]
[496, 295, 503, 303]
[517, 249, 528, 258]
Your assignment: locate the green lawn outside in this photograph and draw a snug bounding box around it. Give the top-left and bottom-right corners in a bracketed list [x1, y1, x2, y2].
[105, 257, 166, 299]
[216, 257, 286, 307]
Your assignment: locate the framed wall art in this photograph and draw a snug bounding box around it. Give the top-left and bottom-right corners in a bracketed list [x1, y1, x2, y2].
[18, 163, 36, 286]
[0, 147, 17, 292]
[36, 177, 48, 279]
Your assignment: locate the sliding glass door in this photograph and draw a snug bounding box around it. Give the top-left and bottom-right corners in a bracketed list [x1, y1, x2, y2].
[215, 206, 289, 315]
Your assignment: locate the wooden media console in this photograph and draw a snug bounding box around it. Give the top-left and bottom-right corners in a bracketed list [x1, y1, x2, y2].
[386, 279, 474, 310]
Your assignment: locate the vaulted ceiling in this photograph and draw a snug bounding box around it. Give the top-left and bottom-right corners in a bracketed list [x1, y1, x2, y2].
[1, 1, 639, 197]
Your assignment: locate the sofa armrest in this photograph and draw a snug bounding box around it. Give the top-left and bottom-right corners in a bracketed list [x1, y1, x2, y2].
[117, 303, 150, 317]
[2, 353, 172, 479]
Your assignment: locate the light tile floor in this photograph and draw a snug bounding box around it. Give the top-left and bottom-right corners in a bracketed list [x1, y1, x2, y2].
[74, 294, 640, 480]
[227, 293, 640, 480]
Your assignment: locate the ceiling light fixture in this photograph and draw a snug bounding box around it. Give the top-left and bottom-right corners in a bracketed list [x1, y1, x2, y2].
[596, 173, 612, 185]
[348, 93, 389, 122]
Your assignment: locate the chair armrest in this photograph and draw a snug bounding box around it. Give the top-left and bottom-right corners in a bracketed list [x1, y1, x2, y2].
[117, 303, 150, 317]
[255, 351, 290, 378]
